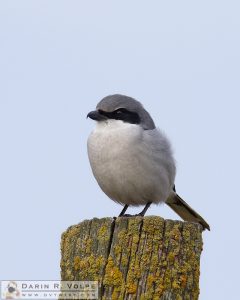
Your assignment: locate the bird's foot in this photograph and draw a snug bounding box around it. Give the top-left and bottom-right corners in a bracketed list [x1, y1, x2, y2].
[134, 212, 145, 217]
[118, 213, 144, 218]
[118, 213, 133, 217]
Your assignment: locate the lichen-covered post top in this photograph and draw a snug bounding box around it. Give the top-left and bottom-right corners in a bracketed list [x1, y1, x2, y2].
[61, 216, 203, 300]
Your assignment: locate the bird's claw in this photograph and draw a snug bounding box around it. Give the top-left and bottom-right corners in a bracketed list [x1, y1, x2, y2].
[134, 213, 144, 217]
[118, 213, 143, 218]
[119, 213, 133, 217]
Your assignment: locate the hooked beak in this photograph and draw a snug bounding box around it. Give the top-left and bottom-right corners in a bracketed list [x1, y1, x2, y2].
[87, 110, 107, 121]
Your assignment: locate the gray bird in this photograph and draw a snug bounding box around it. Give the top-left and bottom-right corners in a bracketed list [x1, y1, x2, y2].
[87, 94, 210, 230]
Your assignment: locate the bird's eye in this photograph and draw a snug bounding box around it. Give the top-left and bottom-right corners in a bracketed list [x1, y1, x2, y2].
[115, 108, 127, 114]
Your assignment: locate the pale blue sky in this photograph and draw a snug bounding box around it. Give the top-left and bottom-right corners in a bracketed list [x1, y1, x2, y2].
[0, 1, 240, 299]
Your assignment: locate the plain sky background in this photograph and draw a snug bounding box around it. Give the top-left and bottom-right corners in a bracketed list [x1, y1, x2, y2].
[0, 1, 240, 299]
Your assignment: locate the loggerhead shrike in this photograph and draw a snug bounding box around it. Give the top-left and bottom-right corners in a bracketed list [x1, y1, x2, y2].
[87, 94, 210, 230]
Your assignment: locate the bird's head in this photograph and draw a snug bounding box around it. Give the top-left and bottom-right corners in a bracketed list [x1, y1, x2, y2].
[87, 94, 155, 130]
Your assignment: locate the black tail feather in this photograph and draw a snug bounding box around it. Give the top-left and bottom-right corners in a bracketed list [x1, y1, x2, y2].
[166, 193, 210, 231]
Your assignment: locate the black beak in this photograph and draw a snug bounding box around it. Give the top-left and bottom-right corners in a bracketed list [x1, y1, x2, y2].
[87, 110, 107, 121]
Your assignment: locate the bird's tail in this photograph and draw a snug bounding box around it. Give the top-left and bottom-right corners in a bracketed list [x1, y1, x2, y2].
[166, 192, 210, 231]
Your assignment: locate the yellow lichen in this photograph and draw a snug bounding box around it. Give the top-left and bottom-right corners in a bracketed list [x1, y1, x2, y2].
[104, 256, 123, 287]
[126, 282, 137, 294]
[73, 256, 81, 271]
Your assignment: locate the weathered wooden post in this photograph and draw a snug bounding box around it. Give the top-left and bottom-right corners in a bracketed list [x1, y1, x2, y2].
[60, 216, 203, 300]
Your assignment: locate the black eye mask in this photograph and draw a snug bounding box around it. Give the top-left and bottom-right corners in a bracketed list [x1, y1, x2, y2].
[98, 108, 141, 125]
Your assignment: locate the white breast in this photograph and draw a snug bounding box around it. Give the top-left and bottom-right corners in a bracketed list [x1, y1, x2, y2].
[87, 120, 176, 206]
